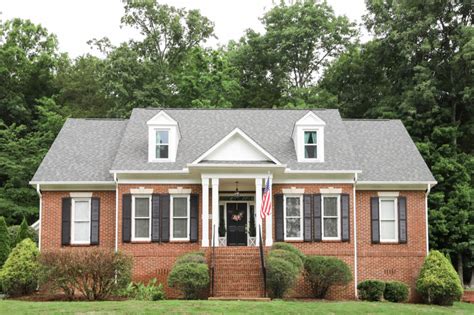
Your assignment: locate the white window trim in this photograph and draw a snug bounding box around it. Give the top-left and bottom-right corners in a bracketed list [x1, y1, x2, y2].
[170, 195, 190, 241]
[153, 128, 171, 162]
[283, 194, 303, 241]
[322, 194, 341, 241]
[379, 197, 398, 243]
[131, 195, 152, 242]
[71, 197, 91, 245]
[300, 127, 324, 162]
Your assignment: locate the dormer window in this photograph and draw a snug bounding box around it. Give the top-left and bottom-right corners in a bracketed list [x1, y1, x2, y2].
[293, 111, 325, 162]
[304, 131, 318, 159]
[155, 130, 169, 159]
[147, 111, 179, 163]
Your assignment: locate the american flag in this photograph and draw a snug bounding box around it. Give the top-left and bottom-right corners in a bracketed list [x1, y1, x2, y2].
[260, 177, 272, 219]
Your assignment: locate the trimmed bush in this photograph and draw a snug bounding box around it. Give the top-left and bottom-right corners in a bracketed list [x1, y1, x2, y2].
[122, 278, 165, 301]
[168, 262, 209, 299]
[39, 248, 132, 300]
[304, 256, 352, 298]
[268, 249, 303, 272]
[175, 251, 206, 265]
[266, 257, 298, 298]
[384, 281, 409, 303]
[0, 239, 39, 296]
[357, 280, 385, 301]
[0, 217, 10, 267]
[416, 250, 463, 306]
[271, 242, 305, 262]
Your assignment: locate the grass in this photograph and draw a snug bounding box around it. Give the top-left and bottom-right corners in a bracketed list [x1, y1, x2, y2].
[0, 300, 472, 314]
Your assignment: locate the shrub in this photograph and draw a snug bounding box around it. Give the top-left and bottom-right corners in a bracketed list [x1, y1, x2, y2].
[122, 278, 165, 301]
[8, 225, 37, 248]
[266, 257, 298, 298]
[384, 281, 409, 303]
[0, 239, 40, 296]
[168, 262, 209, 299]
[0, 217, 10, 267]
[268, 249, 303, 272]
[15, 218, 30, 245]
[304, 256, 352, 298]
[175, 251, 206, 265]
[39, 248, 132, 301]
[271, 242, 305, 262]
[416, 250, 463, 306]
[357, 280, 385, 301]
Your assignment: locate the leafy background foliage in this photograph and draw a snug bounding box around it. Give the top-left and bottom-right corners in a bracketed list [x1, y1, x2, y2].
[0, 0, 471, 283]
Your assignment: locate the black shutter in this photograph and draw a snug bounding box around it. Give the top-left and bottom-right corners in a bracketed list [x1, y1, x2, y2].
[303, 194, 313, 242]
[313, 194, 322, 242]
[122, 194, 132, 243]
[90, 197, 100, 245]
[371, 197, 380, 244]
[341, 194, 350, 242]
[160, 194, 170, 242]
[398, 196, 407, 244]
[61, 197, 71, 246]
[190, 194, 199, 242]
[151, 194, 161, 242]
[274, 194, 284, 242]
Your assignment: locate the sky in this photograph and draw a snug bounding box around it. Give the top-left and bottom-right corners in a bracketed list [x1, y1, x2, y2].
[0, 0, 369, 58]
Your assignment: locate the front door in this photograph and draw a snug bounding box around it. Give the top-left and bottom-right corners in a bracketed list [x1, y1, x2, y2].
[226, 203, 247, 246]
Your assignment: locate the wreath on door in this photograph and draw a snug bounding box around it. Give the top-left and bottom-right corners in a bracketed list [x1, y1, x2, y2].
[231, 209, 245, 222]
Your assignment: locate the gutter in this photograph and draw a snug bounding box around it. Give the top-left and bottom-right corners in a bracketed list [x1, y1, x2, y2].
[114, 172, 118, 253]
[353, 173, 358, 299]
[35, 184, 42, 251]
[425, 184, 432, 254]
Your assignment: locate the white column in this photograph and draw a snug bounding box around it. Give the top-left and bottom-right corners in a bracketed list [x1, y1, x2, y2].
[255, 177, 263, 246]
[201, 178, 209, 247]
[211, 178, 220, 247]
[265, 176, 273, 246]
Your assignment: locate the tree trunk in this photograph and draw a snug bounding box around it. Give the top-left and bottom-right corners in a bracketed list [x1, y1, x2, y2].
[470, 268, 474, 288]
[457, 253, 464, 287]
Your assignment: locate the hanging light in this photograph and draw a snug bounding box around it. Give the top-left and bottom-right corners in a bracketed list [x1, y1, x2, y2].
[234, 181, 240, 197]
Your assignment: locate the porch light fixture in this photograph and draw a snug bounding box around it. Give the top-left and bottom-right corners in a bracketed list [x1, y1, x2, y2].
[234, 181, 240, 197]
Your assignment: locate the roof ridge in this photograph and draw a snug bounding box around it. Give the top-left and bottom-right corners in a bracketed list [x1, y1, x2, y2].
[343, 118, 398, 121]
[68, 118, 128, 121]
[135, 107, 336, 111]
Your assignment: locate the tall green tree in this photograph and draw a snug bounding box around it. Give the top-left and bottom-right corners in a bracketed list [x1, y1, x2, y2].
[0, 216, 10, 267]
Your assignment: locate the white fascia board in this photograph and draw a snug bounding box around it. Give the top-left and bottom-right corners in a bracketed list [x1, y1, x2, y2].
[358, 180, 437, 185]
[284, 168, 362, 174]
[110, 169, 190, 174]
[29, 180, 115, 185]
[147, 110, 178, 126]
[191, 128, 282, 165]
[188, 163, 286, 168]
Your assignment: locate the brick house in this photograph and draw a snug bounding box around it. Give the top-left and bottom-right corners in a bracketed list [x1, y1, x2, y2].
[30, 109, 436, 300]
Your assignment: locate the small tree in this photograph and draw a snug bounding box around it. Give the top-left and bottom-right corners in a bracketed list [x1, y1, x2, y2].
[0, 217, 11, 267]
[15, 218, 30, 245]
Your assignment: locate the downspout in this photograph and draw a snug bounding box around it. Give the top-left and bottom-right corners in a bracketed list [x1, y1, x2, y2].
[425, 184, 431, 255]
[353, 173, 358, 299]
[114, 172, 118, 253]
[36, 184, 42, 251]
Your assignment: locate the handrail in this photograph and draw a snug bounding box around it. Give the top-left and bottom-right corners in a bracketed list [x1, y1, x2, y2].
[258, 224, 267, 297]
[210, 224, 216, 297]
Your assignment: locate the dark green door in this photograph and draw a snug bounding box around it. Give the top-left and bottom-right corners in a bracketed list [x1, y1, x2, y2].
[226, 203, 247, 246]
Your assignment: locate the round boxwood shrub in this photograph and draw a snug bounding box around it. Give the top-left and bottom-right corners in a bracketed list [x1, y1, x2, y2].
[357, 280, 385, 301]
[384, 281, 409, 303]
[271, 242, 305, 262]
[304, 256, 352, 298]
[266, 257, 298, 298]
[175, 251, 206, 265]
[416, 250, 463, 306]
[168, 262, 209, 300]
[0, 239, 40, 296]
[268, 249, 303, 272]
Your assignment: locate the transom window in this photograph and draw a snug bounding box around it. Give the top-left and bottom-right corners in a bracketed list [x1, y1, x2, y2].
[171, 195, 190, 240]
[132, 196, 151, 241]
[284, 195, 303, 240]
[379, 198, 398, 242]
[322, 195, 340, 240]
[71, 198, 91, 244]
[155, 130, 169, 159]
[304, 131, 318, 159]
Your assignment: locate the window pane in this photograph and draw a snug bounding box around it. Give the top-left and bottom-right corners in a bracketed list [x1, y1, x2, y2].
[135, 198, 149, 217]
[173, 197, 187, 217]
[173, 218, 187, 238]
[156, 130, 169, 144]
[286, 197, 300, 217]
[286, 218, 301, 238]
[74, 201, 90, 221]
[323, 197, 338, 216]
[324, 218, 338, 237]
[304, 131, 317, 144]
[156, 145, 169, 159]
[135, 219, 149, 238]
[74, 222, 90, 242]
[304, 145, 317, 159]
[381, 220, 396, 240]
[380, 200, 395, 219]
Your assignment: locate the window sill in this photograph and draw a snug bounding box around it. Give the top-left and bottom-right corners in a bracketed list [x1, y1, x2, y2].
[130, 240, 152, 244]
[378, 241, 402, 245]
[321, 239, 343, 243]
[284, 239, 304, 243]
[67, 243, 93, 247]
[170, 240, 191, 243]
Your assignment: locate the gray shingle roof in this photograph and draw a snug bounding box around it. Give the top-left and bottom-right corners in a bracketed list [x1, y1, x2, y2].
[31, 118, 128, 182]
[31, 109, 435, 183]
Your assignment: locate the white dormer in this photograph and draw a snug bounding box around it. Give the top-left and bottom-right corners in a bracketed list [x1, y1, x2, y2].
[147, 111, 180, 162]
[292, 111, 325, 162]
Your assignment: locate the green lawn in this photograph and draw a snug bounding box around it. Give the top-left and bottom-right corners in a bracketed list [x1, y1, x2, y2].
[0, 300, 472, 314]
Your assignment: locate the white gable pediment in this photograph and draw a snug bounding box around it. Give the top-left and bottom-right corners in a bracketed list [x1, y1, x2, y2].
[295, 111, 326, 126]
[147, 110, 177, 126]
[192, 128, 280, 164]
